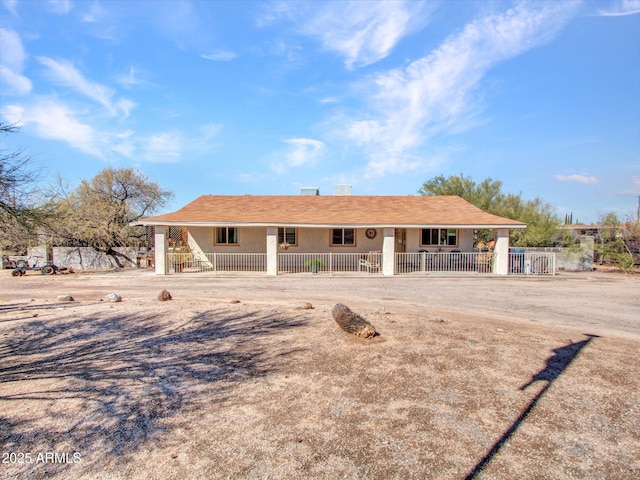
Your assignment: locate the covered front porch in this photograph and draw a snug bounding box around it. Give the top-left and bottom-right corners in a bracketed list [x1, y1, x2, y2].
[164, 250, 555, 276]
[155, 226, 555, 276]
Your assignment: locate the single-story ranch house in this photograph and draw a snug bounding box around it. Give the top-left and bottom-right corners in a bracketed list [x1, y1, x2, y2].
[136, 188, 556, 276]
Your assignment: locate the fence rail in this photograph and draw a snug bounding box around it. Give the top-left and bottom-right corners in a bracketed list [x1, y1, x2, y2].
[278, 252, 382, 274]
[167, 252, 267, 274]
[166, 251, 555, 275]
[395, 252, 494, 274]
[508, 252, 556, 275]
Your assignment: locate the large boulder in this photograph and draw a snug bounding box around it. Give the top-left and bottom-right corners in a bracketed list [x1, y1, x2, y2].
[331, 303, 376, 339]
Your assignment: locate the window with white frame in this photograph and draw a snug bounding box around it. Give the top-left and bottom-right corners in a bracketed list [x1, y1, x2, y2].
[421, 228, 458, 247]
[216, 227, 238, 245]
[278, 227, 297, 246]
[331, 228, 355, 246]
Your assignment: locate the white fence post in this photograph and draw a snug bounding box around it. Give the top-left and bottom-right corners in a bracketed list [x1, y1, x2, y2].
[155, 226, 168, 275]
[493, 229, 510, 275]
[266, 227, 278, 276]
[382, 228, 395, 276]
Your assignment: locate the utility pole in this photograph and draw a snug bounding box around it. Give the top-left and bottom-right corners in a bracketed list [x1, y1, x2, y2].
[637, 195, 640, 223]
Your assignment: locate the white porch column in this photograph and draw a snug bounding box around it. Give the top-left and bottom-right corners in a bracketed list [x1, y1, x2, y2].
[154, 226, 168, 275]
[382, 228, 395, 276]
[266, 227, 278, 276]
[492, 229, 510, 275]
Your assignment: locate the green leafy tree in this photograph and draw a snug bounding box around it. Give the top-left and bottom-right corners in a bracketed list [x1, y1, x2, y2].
[418, 173, 560, 247]
[52, 168, 173, 253]
[596, 212, 635, 273]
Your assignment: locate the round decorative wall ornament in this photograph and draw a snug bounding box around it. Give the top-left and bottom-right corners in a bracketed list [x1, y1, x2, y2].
[365, 228, 377, 239]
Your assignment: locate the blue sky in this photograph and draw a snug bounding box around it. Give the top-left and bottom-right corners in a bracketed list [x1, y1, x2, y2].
[1, 0, 639, 224]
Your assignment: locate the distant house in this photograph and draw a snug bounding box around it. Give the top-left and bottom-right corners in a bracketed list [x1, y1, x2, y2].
[137, 189, 528, 276]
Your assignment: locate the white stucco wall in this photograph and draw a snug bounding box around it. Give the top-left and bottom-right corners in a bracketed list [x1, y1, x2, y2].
[405, 228, 475, 252]
[294, 228, 383, 253]
[188, 226, 385, 254]
[187, 226, 479, 255]
[188, 226, 268, 253]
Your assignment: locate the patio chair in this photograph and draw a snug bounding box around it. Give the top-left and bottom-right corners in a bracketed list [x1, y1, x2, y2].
[359, 251, 381, 273]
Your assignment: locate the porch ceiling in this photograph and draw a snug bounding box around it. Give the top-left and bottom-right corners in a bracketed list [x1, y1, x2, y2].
[137, 195, 527, 229]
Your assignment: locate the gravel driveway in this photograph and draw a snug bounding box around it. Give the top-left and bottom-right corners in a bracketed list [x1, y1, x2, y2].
[1, 269, 638, 479]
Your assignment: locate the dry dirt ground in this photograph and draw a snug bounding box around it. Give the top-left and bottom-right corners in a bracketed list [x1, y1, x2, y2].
[0, 269, 639, 479]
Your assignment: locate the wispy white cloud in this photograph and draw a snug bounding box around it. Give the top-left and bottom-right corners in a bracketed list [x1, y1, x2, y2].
[0, 28, 32, 95]
[202, 50, 238, 61]
[2, 96, 218, 164]
[47, 0, 72, 15]
[115, 98, 137, 118]
[3, 0, 20, 17]
[255, 1, 298, 28]
[300, 0, 430, 69]
[0, 67, 32, 95]
[115, 66, 144, 89]
[614, 175, 640, 195]
[150, 0, 207, 51]
[554, 174, 599, 184]
[138, 124, 221, 163]
[80, 1, 105, 22]
[338, 1, 580, 177]
[186, 123, 222, 156]
[597, 0, 640, 16]
[271, 138, 325, 174]
[3, 100, 103, 158]
[37, 56, 135, 117]
[139, 132, 183, 163]
[0, 29, 26, 69]
[37, 56, 114, 111]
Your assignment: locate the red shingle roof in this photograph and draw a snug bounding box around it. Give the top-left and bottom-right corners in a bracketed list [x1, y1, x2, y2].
[138, 195, 526, 228]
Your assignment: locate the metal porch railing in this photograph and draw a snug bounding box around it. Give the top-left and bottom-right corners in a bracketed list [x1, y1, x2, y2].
[395, 252, 494, 274]
[166, 251, 556, 276]
[508, 252, 556, 275]
[277, 252, 382, 274]
[167, 252, 267, 274]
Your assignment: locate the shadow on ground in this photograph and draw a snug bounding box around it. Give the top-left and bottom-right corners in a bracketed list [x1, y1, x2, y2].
[0, 305, 307, 478]
[465, 334, 600, 479]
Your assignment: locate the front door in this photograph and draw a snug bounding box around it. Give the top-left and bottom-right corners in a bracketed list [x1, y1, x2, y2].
[395, 228, 406, 253]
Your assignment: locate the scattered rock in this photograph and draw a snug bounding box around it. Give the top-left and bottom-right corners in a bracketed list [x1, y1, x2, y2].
[56, 295, 74, 302]
[158, 290, 172, 301]
[468, 338, 478, 344]
[230, 299, 241, 304]
[331, 303, 377, 339]
[105, 293, 122, 303]
[434, 316, 445, 322]
[496, 328, 507, 333]
[294, 302, 313, 310]
[376, 307, 390, 314]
